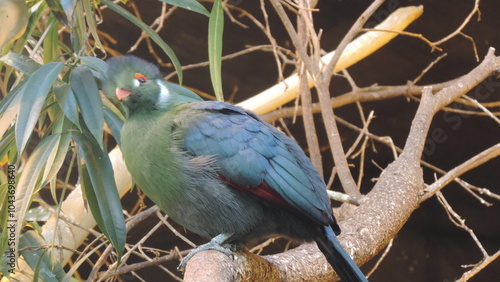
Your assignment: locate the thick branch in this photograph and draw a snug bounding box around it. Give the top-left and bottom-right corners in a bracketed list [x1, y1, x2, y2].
[182, 50, 500, 281]
[433, 48, 500, 112]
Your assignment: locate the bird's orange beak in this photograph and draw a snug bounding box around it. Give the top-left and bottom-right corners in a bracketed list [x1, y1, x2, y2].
[116, 88, 132, 101]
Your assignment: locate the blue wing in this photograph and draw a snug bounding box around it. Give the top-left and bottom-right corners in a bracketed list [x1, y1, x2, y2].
[178, 101, 333, 226]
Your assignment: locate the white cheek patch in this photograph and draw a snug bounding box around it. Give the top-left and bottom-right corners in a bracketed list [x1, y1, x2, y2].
[157, 80, 171, 106]
[133, 78, 140, 88]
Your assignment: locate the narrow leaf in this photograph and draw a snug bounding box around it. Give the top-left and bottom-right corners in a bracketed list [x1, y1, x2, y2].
[101, 0, 183, 83]
[70, 66, 104, 147]
[80, 56, 108, 81]
[0, 53, 41, 75]
[0, 86, 22, 139]
[208, 0, 224, 101]
[82, 0, 104, 51]
[69, 0, 85, 53]
[73, 128, 125, 258]
[159, 0, 210, 16]
[43, 14, 59, 63]
[13, 135, 60, 265]
[15, 62, 64, 155]
[42, 132, 71, 185]
[54, 84, 81, 130]
[61, 0, 78, 23]
[103, 101, 124, 146]
[0, 79, 25, 114]
[45, 0, 69, 26]
[0, 127, 15, 164]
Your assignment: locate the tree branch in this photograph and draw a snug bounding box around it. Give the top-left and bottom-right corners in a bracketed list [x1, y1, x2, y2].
[182, 49, 500, 281]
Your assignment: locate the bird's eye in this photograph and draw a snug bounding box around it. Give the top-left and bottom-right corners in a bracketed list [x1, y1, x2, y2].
[135, 73, 149, 84]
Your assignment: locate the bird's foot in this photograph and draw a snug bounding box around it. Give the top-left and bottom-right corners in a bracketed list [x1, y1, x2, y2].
[178, 233, 235, 271]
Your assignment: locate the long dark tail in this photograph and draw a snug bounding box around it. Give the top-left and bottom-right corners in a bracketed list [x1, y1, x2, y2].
[315, 226, 368, 282]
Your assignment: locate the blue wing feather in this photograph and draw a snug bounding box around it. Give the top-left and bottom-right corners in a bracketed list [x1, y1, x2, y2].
[177, 101, 332, 225]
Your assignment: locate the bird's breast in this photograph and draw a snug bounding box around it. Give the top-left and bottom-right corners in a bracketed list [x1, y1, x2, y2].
[120, 114, 186, 208]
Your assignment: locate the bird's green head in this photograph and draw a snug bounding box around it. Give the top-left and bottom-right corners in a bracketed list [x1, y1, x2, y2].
[102, 55, 199, 117]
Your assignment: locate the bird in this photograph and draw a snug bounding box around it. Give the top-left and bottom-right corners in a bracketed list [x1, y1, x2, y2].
[102, 55, 368, 281]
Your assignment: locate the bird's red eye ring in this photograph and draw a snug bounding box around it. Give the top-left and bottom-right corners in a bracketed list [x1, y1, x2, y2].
[135, 73, 149, 84]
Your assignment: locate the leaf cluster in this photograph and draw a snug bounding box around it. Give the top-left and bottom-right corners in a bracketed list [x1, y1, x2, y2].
[0, 0, 224, 279]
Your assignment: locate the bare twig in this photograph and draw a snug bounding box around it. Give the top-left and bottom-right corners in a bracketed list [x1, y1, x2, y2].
[366, 238, 394, 278]
[156, 210, 197, 248]
[238, 6, 424, 114]
[437, 192, 487, 254]
[412, 53, 448, 85]
[432, 0, 481, 46]
[459, 32, 480, 62]
[164, 44, 293, 81]
[462, 95, 500, 125]
[345, 111, 375, 159]
[457, 249, 500, 281]
[89, 207, 161, 280]
[327, 190, 363, 206]
[361, 28, 441, 52]
[421, 143, 500, 202]
[100, 250, 190, 280]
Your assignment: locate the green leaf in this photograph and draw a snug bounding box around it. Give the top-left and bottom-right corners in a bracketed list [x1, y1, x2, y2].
[73, 128, 125, 258]
[42, 132, 71, 186]
[0, 127, 15, 164]
[54, 84, 81, 130]
[43, 14, 59, 63]
[82, 0, 104, 51]
[101, 0, 184, 84]
[70, 66, 104, 147]
[80, 56, 108, 81]
[0, 53, 41, 75]
[0, 80, 24, 115]
[19, 230, 66, 281]
[69, 0, 85, 53]
[13, 134, 60, 265]
[15, 62, 64, 155]
[159, 0, 210, 16]
[61, 0, 78, 22]
[0, 84, 22, 139]
[103, 100, 124, 146]
[45, 0, 69, 26]
[208, 0, 224, 101]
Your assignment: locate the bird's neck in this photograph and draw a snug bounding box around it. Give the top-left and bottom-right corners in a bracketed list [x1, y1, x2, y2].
[124, 100, 178, 118]
[124, 109, 176, 139]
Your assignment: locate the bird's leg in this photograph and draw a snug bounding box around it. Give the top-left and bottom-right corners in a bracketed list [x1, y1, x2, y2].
[178, 233, 235, 271]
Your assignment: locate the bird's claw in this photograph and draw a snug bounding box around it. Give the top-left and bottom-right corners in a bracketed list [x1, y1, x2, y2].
[177, 241, 234, 271]
[177, 233, 236, 271]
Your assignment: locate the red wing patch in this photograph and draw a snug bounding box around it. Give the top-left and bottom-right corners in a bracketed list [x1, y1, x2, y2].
[219, 175, 297, 213]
